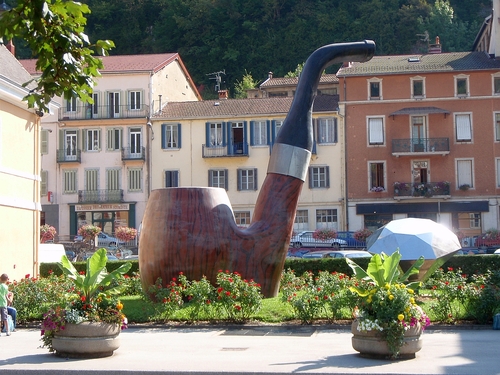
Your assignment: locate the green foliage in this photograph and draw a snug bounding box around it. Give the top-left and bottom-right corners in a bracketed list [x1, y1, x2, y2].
[284, 63, 305, 78]
[147, 276, 184, 320]
[178, 273, 217, 321]
[0, 0, 114, 112]
[234, 70, 259, 98]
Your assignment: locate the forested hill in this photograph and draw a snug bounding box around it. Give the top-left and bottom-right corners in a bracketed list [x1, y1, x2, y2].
[32, 0, 499, 97]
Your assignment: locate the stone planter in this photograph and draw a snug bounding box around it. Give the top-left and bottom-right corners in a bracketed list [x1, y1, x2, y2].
[351, 320, 423, 359]
[52, 322, 121, 358]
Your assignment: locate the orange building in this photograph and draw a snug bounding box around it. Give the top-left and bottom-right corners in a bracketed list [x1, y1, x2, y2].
[337, 41, 500, 240]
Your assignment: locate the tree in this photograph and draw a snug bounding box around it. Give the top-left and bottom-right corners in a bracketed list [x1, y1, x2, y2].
[0, 0, 114, 112]
[234, 70, 259, 98]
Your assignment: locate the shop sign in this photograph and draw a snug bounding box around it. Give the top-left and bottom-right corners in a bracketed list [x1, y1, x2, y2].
[75, 204, 130, 212]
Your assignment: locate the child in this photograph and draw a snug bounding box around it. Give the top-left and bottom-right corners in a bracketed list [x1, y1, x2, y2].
[0, 273, 11, 336]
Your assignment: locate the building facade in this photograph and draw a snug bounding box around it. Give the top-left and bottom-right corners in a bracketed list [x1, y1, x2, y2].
[21, 53, 201, 241]
[337, 45, 500, 240]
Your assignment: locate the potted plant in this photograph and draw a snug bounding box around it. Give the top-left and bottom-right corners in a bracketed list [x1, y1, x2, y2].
[115, 226, 138, 242]
[459, 184, 470, 191]
[40, 224, 57, 243]
[346, 250, 430, 359]
[77, 224, 101, 251]
[353, 228, 373, 242]
[312, 228, 337, 241]
[41, 248, 132, 358]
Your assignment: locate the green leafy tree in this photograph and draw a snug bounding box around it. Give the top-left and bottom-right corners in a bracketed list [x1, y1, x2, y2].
[0, 0, 114, 112]
[234, 70, 259, 98]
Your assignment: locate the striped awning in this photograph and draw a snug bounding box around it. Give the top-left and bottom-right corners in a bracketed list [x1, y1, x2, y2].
[389, 106, 450, 116]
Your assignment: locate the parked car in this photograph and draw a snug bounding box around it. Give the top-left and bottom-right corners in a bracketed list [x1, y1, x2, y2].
[336, 231, 367, 249]
[302, 250, 371, 259]
[290, 231, 348, 249]
[75, 232, 124, 248]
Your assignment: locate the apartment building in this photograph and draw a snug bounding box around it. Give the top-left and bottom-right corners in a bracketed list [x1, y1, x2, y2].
[247, 73, 339, 98]
[20, 53, 201, 240]
[337, 41, 500, 237]
[150, 92, 345, 232]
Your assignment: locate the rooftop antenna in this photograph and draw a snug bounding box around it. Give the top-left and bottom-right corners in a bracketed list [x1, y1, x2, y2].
[207, 70, 226, 92]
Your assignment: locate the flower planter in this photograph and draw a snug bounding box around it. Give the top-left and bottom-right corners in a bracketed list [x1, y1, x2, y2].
[351, 320, 423, 359]
[52, 322, 121, 358]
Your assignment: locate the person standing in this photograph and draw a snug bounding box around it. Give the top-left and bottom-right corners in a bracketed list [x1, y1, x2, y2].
[0, 273, 11, 336]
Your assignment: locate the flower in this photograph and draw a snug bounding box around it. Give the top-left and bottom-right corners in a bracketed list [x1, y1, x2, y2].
[370, 186, 385, 192]
[347, 250, 430, 358]
[353, 228, 373, 242]
[115, 226, 138, 242]
[312, 228, 337, 241]
[40, 248, 132, 352]
[40, 224, 57, 243]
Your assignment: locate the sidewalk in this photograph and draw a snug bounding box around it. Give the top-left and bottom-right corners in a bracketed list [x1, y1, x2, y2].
[1, 325, 499, 375]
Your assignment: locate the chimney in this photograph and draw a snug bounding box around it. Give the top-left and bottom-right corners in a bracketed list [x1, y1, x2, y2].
[218, 90, 228, 99]
[6, 39, 15, 56]
[268, 71, 273, 79]
[428, 36, 442, 54]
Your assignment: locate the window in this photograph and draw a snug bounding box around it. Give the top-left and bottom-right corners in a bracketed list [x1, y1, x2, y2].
[128, 168, 142, 192]
[41, 129, 49, 154]
[271, 120, 284, 144]
[294, 210, 309, 231]
[234, 211, 251, 227]
[368, 117, 384, 145]
[161, 123, 181, 149]
[495, 113, 500, 142]
[41, 170, 48, 196]
[66, 96, 77, 112]
[368, 78, 382, 100]
[251, 120, 268, 146]
[497, 158, 500, 187]
[85, 129, 100, 151]
[316, 209, 338, 229]
[455, 75, 469, 97]
[106, 168, 121, 190]
[84, 169, 99, 191]
[237, 168, 258, 191]
[165, 170, 179, 187]
[455, 113, 472, 141]
[63, 170, 77, 194]
[469, 213, 481, 229]
[208, 122, 223, 146]
[456, 159, 473, 189]
[308, 166, 330, 188]
[317, 118, 337, 143]
[107, 128, 122, 151]
[208, 169, 228, 190]
[129, 127, 142, 155]
[411, 76, 425, 98]
[129, 91, 141, 110]
[108, 92, 120, 118]
[369, 162, 385, 191]
[494, 76, 500, 95]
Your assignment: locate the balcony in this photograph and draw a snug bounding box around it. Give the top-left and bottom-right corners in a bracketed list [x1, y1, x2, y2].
[122, 147, 146, 161]
[56, 149, 81, 163]
[78, 189, 124, 203]
[59, 104, 149, 121]
[392, 138, 449, 156]
[393, 181, 451, 199]
[202, 142, 249, 158]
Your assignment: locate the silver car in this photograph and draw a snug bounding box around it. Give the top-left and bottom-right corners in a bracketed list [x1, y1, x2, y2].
[291, 231, 348, 249]
[302, 250, 372, 259]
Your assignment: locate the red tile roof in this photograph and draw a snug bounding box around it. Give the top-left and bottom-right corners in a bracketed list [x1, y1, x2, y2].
[261, 74, 338, 88]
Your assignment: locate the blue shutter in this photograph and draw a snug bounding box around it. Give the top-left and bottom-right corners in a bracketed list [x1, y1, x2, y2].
[334, 118, 338, 143]
[226, 121, 232, 155]
[271, 120, 277, 145]
[224, 169, 228, 191]
[308, 167, 313, 189]
[177, 123, 182, 149]
[222, 122, 227, 146]
[325, 167, 330, 188]
[161, 124, 166, 149]
[266, 120, 271, 145]
[205, 122, 210, 147]
[237, 169, 241, 191]
[254, 168, 258, 190]
[250, 121, 255, 146]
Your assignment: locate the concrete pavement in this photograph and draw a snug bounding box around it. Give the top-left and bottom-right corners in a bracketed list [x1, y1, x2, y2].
[1, 325, 499, 375]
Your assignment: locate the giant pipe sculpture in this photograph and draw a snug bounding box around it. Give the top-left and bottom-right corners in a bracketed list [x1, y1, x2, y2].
[140, 40, 376, 297]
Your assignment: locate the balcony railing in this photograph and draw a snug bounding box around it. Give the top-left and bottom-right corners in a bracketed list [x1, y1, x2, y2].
[78, 189, 124, 203]
[59, 104, 149, 121]
[392, 138, 450, 155]
[122, 146, 146, 161]
[202, 142, 249, 157]
[56, 149, 82, 163]
[393, 181, 451, 198]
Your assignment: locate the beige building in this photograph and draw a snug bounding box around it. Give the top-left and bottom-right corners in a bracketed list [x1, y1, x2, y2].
[150, 92, 345, 232]
[20, 53, 201, 241]
[0, 45, 57, 279]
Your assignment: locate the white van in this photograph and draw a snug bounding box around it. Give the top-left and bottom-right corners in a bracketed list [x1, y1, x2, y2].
[39, 243, 66, 264]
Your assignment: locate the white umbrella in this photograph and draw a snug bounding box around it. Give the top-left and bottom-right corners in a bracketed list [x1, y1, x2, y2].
[366, 218, 461, 260]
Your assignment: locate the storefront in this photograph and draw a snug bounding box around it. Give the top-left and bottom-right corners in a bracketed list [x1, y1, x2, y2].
[69, 203, 136, 236]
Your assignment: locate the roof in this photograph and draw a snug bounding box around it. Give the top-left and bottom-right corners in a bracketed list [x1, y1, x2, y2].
[261, 74, 339, 88]
[337, 51, 500, 77]
[154, 94, 339, 119]
[0, 45, 36, 89]
[20, 53, 179, 75]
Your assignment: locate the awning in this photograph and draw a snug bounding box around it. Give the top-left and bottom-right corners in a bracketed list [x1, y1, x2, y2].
[389, 106, 450, 117]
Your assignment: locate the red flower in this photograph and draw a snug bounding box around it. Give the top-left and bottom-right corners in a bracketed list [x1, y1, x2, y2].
[225, 291, 231, 296]
[81, 296, 86, 302]
[162, 297, 167, 303]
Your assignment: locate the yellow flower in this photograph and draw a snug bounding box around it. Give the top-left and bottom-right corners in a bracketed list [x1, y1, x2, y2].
[410, 297, 415, 304]
[388, 294, 394, 300]
[384, 283, 390, 290]
[408, 289, 414, 294]
[116, 301, 124, 310]
[367, 296, 372, 303]
[400, 284, 406, 289]
[398, 314, 405, 321]
[370, 288, 377, 294]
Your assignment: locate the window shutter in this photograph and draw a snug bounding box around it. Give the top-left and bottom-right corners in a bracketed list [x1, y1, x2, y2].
[369, 118, 384, 144]
[107, 129, 113, 150]
[271, 120, 277, 144]
[205, 122, 210, 146]
[161, 124, 166, 149]
[59, 130, 64, 151]
[254, 168, 258, 190]
[98, 129, 102, 151]
[243, 121, 248, 147]
[224, 169, 228, 191]
[250, 121, 255, 146]
[325, 166, 330, 188]
[174, 171, 179, 187]
[227, 121, 232, 155]
[456, 114, 471, 141]
[266, 120, 271, 145]
[237, 169, 241, 191]
[177, 123, 182, 149]
[82, 130, 87, 152]
[208, 170, 212, 187]
[41, 130, 49, 154]
[41, 170, 48, 195]
[334, 118, 338, 143]
[308, 167, 313, 189]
